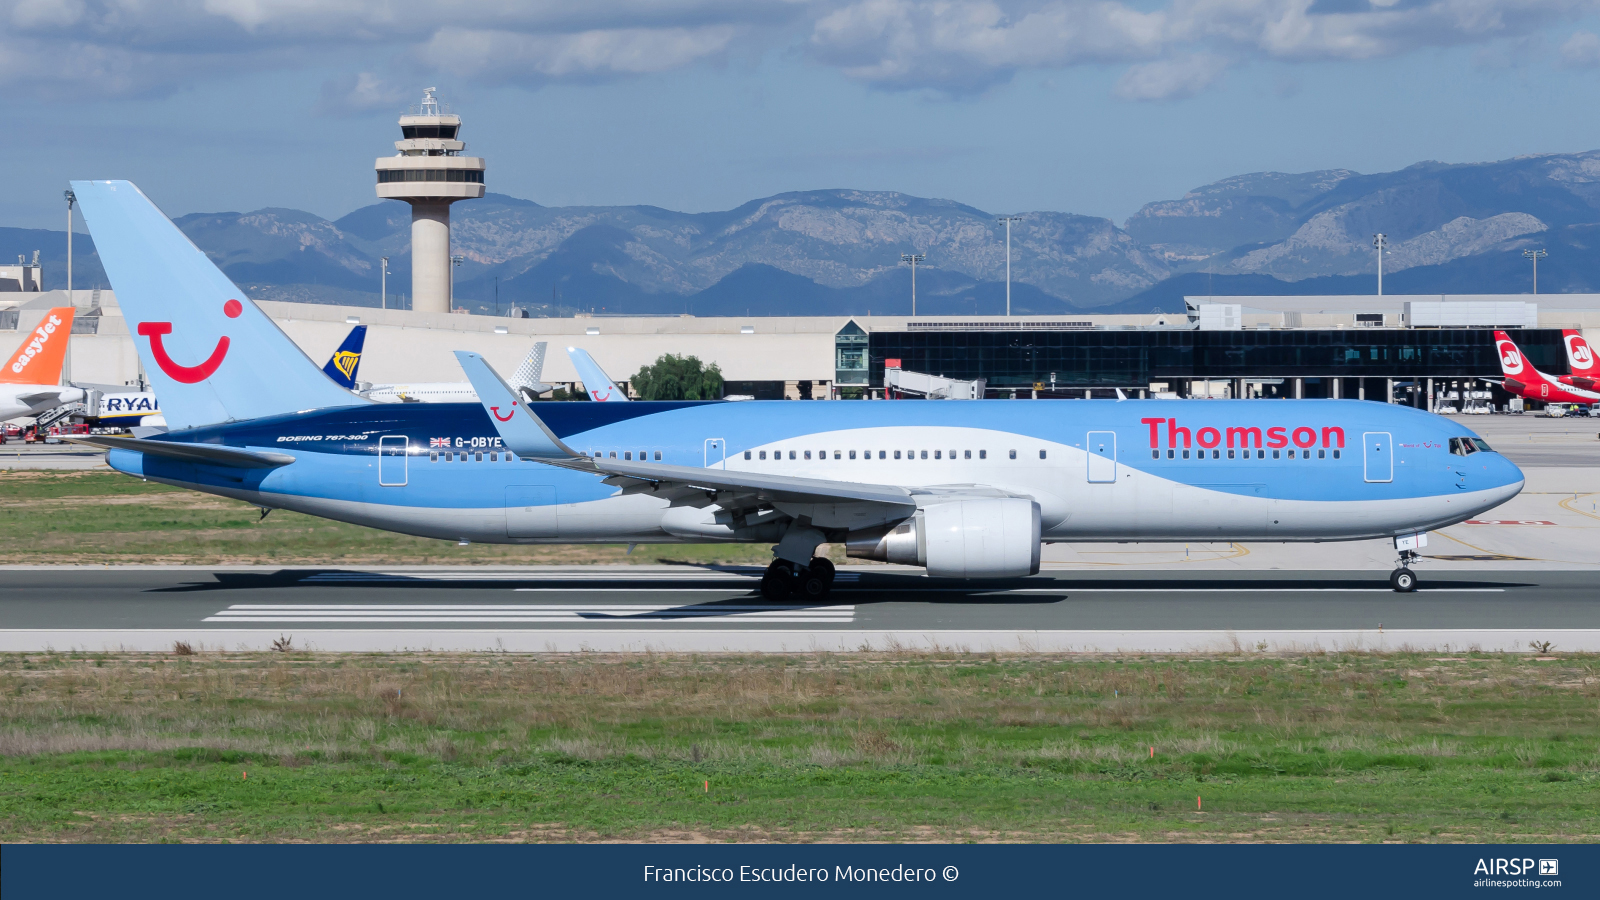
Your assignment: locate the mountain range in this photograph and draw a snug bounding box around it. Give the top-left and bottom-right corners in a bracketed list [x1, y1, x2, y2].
[10, 150, 1600, 316]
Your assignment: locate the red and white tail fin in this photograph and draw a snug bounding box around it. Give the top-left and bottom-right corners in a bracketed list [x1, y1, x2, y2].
[1492, 330, 1529, 378]
[1563, 329, 1597, 377]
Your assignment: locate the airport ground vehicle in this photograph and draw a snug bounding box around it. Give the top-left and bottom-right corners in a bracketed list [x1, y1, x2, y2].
[69, 180, 1525, 595]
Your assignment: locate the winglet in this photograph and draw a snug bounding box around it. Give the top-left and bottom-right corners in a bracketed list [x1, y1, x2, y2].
[566, 346, 630, 402]
[453, 351, 577, 459]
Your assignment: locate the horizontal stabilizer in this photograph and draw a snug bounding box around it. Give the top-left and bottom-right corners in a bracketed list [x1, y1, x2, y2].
[66, 435, 296, 469]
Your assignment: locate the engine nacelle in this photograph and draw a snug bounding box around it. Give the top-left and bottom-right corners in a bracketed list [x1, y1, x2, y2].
[846, 498, 1041, 578]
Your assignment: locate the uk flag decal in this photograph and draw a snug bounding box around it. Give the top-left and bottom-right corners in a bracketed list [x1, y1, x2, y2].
[429, 437, 450, 447]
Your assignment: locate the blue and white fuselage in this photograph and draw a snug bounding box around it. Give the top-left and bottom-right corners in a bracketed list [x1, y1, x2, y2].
[106, 397, 1522, 545]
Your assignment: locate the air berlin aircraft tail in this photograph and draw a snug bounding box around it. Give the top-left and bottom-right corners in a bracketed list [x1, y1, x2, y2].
[71, 181, 364, 430]
[1, 307, 74, 385]
[1561, 329, 1597, 391]
[1494, 330, 1600, 404]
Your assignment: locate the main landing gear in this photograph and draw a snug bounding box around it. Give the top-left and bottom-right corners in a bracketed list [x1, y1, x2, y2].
[760, 557, 836, 601]
[1389, 549, 1419, 593]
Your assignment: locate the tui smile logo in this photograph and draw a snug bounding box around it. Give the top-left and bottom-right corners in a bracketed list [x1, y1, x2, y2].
[490, 401, 516, 422]
[137, 299, 242, 384]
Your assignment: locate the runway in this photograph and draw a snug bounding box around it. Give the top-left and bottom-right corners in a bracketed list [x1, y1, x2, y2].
[3, 566, 1596, 653]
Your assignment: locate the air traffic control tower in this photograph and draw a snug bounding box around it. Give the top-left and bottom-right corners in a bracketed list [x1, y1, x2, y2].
[375, 88, 485, 313]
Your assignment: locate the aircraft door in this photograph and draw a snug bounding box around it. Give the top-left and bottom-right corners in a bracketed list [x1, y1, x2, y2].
[378, 436, 408, 486]
[1362, 432, 1392, 483]
[705, 438, 725, 469]
[505, 485, 558, 537]
[1087, 431, 1116, 483]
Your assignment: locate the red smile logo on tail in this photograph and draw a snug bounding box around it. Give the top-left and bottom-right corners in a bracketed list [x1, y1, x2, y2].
[491, 401, 516, 422]
[136, 299, 241, 384]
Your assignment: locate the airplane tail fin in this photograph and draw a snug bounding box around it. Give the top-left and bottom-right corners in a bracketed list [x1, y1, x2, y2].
[1562, 329, 1597, 376]
[509, 341, 550, 398]
[322, 325, 367, 389]
[453, 351, 574, 458]
[71, 180, 365, 430]
[566, 346, 629, 402]
[1, 307, 74, 385]
[1492, 330, 1530, 378]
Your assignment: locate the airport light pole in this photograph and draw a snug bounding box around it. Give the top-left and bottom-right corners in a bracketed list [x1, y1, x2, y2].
[63, 190, 74, 303]
[997, 216, 1023, 316]
[901, 253, 925, 316]
[380, 256, 389, 310]
[450, 254, 465, 311]
[1523, 248, 1547, 295]
[1373, 233, 1387, 296]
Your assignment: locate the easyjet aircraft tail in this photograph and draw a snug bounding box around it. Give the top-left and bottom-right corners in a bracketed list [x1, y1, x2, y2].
[71, 180, 364, 430]
[1, 307, 75, 385]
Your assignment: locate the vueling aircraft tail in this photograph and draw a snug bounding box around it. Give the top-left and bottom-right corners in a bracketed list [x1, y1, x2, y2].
[322, 325, 367, 389]
[71, 180, 365, 430]
[1, 307, 74, 385]
[566, 346, 630, 402]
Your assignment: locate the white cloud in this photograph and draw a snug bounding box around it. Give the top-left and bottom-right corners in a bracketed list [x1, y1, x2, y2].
[1113, 53, 1229, 100]
[316, 71, 408, 116]
[0, 0, 1596, 102]
[1559, 29, 1600, 65]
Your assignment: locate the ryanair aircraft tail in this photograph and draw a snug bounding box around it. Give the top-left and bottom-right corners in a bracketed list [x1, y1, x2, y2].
[71, 180, 366, 430]
[322, 325, 367, 389]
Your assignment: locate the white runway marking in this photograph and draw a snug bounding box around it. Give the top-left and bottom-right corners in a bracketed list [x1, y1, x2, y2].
[204, 603, 856, 624]
[299, 571, 860, 584]
[1008, 587, 1505, 593]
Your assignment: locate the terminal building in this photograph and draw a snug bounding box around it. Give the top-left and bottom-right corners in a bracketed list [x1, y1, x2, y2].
[3, 288, 1596, 413]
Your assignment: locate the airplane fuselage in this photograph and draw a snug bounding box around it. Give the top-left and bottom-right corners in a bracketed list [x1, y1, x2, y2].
[106, 398, 1524, 547]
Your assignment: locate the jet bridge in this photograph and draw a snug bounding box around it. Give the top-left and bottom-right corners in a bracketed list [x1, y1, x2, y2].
[883, 360, 986, 400]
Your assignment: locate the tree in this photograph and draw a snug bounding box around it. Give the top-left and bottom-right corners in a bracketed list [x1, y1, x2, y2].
[630, 353, 724, 401]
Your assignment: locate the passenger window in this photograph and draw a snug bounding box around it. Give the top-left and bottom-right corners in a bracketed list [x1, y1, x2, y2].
[1227, 450, 1235, 459]
[1258, 450, 1265, 459]
[1038, 450, 1046, 459]
[934, 450, 941, 459]
[638, 450, 645, 460]
[789, 450, 796, 460]
[1182, 450, 1190, 459]
[1273, 450, 1280, 459]
[430, 451, 438, 462]
[1212, 450, 1220, 459]
[920, 450, 928, 459]
[608, 451, 616, 458]
[894, 450, 902, 460]
[490, 452, 498, 461]
[804, 450, 812, 460]
[624, 451, 632, 460]
[964, 450, 971, 459]
[1318, 449, 1326, 459]
[759, 451, 767, 460]
[1152, 450, 1159, 459]
[1009, 449, 1017, 459]
[979, 450, 986, 459]
[834, 451, 841, 459]
[475, 452, 483, 462]
[655, 451, 662, 460]
[1167, 449, 1174, 459]
[1287, 450, 1295, 459]
[849, 450, 857, 459]
[744, 451, 751, 460]
[948, 449, 955, 458]
[1333, 450, 1341, 459]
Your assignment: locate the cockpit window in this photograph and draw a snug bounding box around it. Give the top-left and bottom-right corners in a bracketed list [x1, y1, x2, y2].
[1472, 438, 1494, 453]
[1449, 437, 1477, 456]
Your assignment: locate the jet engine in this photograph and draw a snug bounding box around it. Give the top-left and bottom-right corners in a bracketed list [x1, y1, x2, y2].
[846, 498, 1041, 578]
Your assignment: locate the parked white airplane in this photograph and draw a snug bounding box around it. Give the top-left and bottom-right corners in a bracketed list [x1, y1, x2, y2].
[362, 342, 551, 404]
[1, 307, 85, 421]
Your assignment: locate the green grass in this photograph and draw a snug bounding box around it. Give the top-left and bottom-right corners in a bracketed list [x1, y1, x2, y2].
[0, 469, 779, 566]
[1, 651, 1596, 842]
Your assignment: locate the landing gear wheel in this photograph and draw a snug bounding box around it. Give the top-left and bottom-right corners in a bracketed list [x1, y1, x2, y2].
[760, 561, 794, 601]
[799, 571, 830, 598]
[1389, 567, 1417, 593]
[807, 556, 836, 586]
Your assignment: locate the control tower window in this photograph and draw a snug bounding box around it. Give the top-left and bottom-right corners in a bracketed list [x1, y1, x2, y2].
[377, 170, 484, 184]
[401, 124, 460, 139]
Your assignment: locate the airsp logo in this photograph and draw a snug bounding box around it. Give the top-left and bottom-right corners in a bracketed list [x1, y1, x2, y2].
[1539, 859, 1559, 876]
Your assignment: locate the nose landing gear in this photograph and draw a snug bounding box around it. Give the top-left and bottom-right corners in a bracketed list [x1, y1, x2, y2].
[1389, 549, 1419, 593]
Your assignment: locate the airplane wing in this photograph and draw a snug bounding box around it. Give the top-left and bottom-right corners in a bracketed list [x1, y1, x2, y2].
[453, 350, 1025, 518]
[66, 435, 296, 469]
[566, 346, 629, 402]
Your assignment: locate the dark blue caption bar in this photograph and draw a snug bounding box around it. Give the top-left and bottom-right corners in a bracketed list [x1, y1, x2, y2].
[3, 844, 1594, 899]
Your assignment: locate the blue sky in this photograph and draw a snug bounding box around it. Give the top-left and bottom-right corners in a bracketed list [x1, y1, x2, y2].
[6, 0, 1600, 230]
